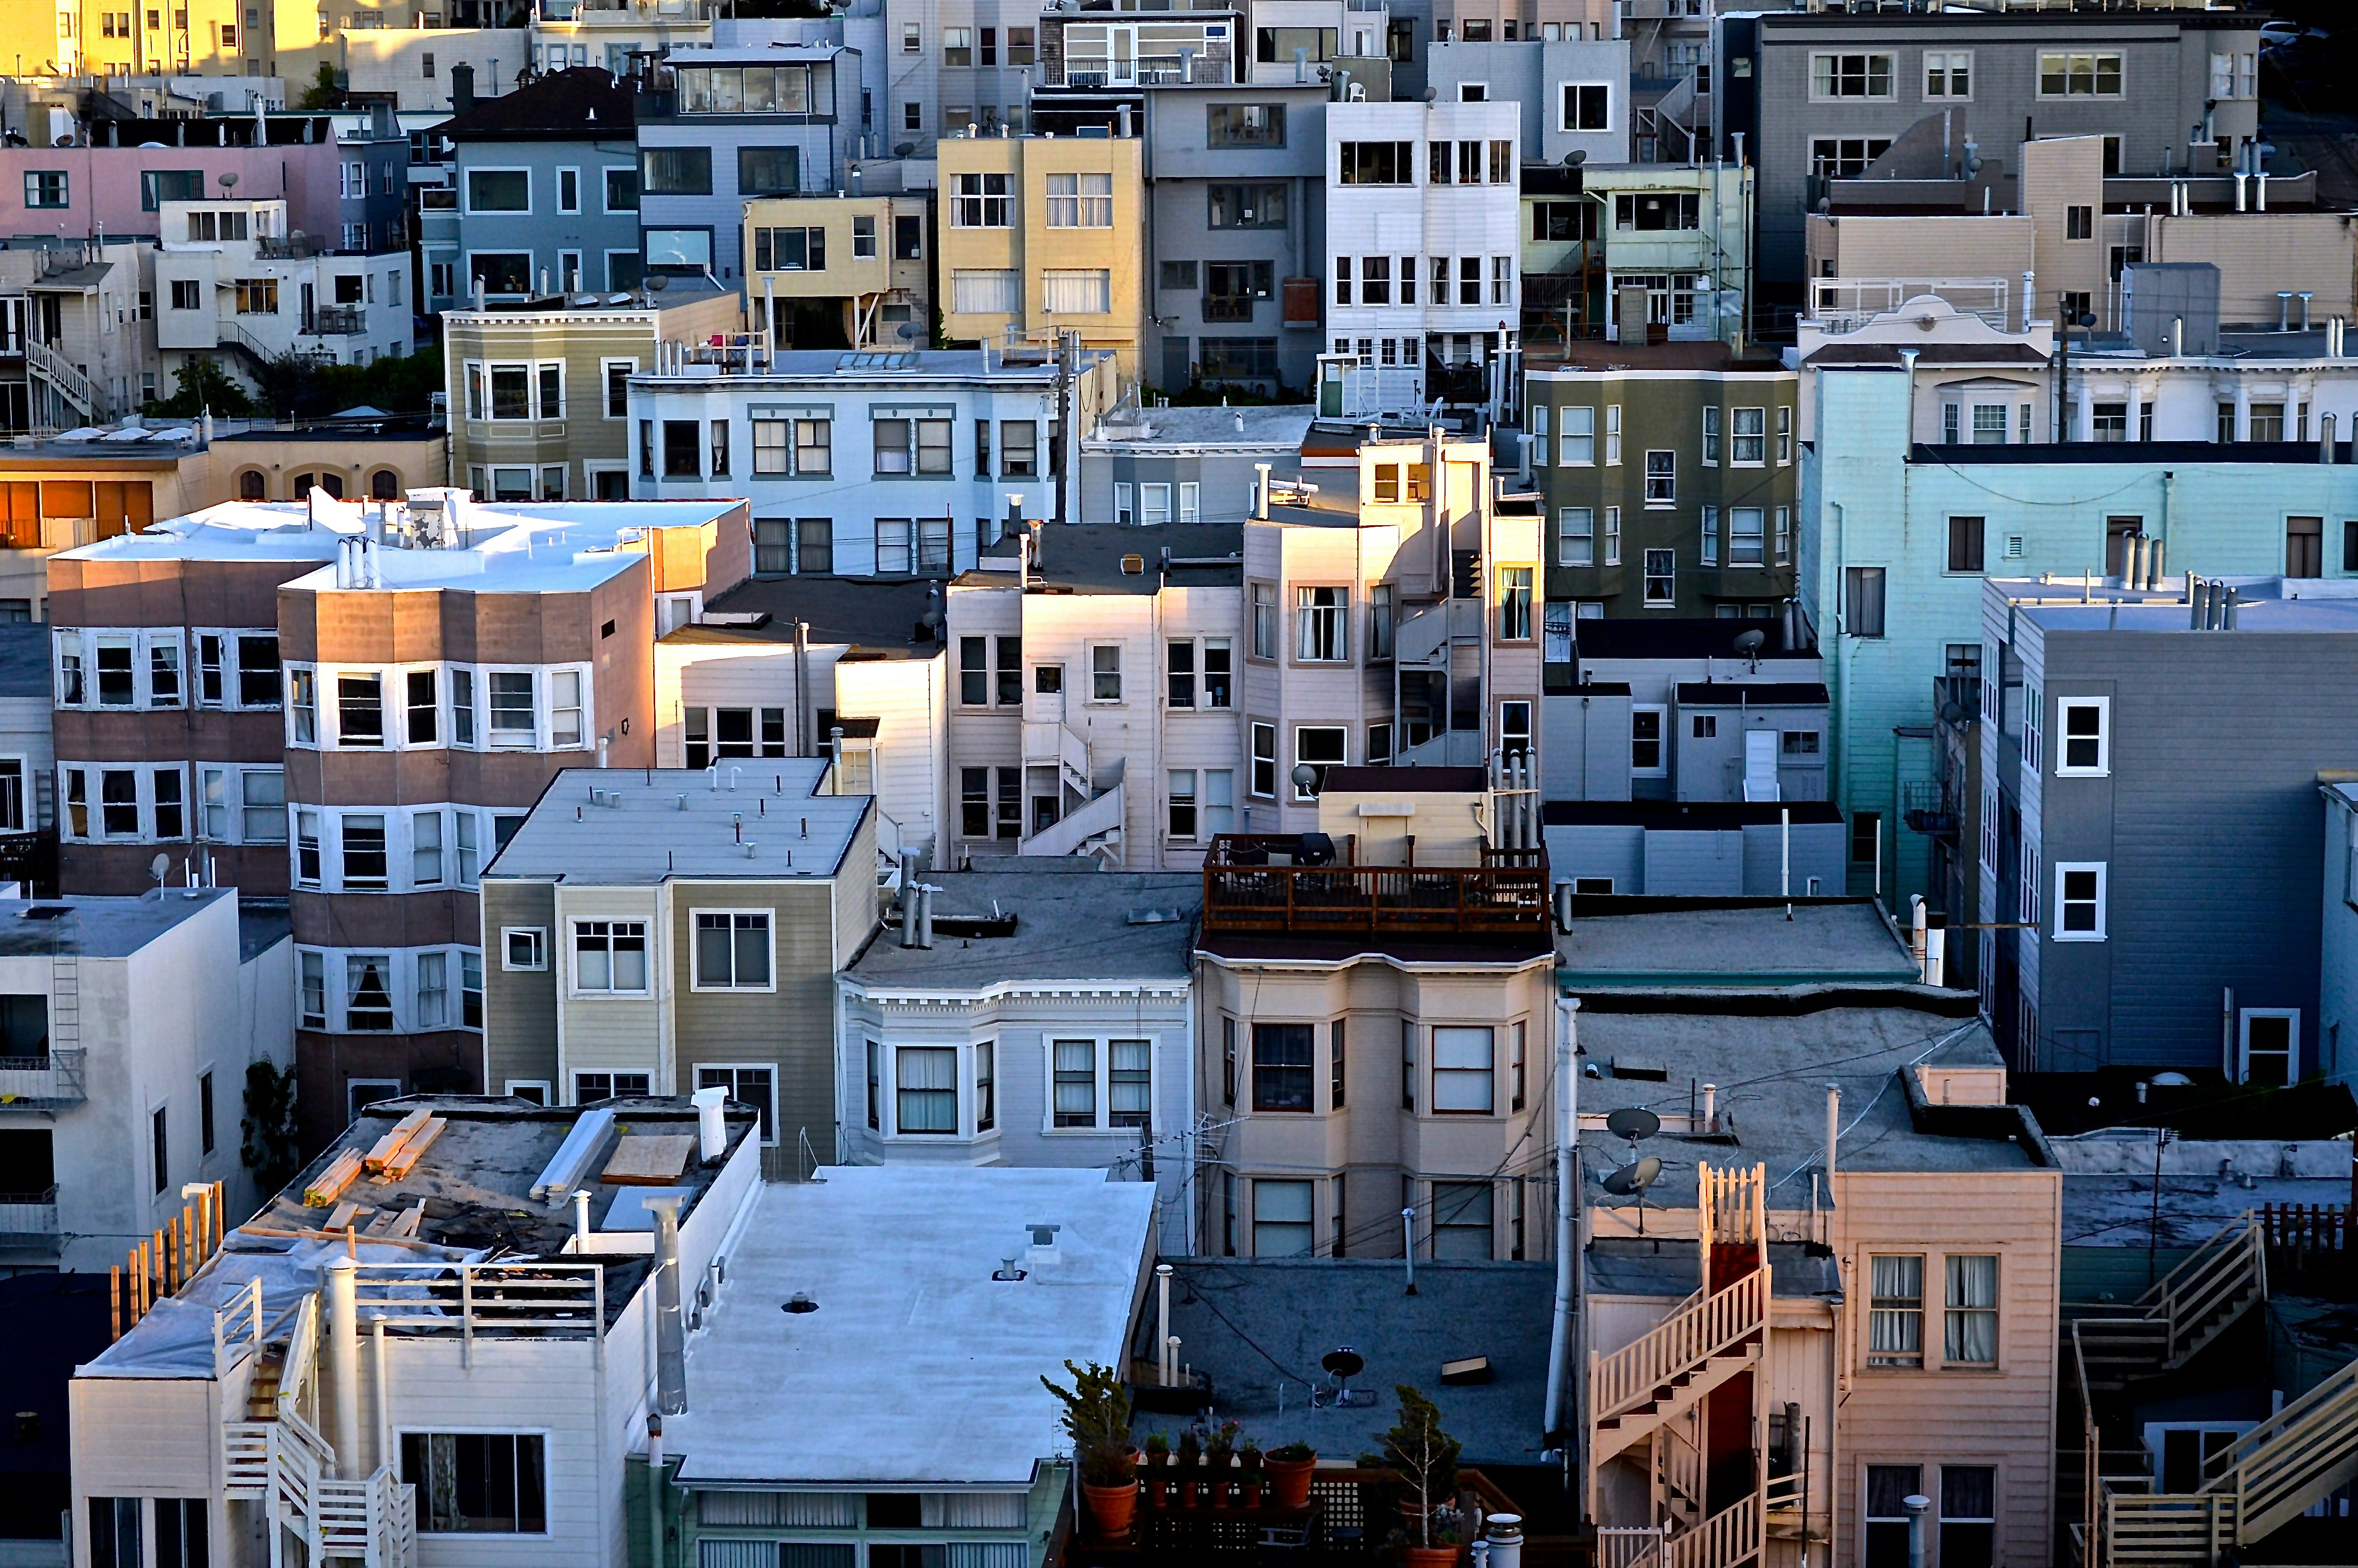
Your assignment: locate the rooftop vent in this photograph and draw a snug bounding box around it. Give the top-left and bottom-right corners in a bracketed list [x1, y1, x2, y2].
[782, 1292, 818, 1314]
[1610, 1059, 1670, 1083]
[18, 906, 71, 921]
[1125, 908, 1185, 925]
[1120, 554, 1145, 575]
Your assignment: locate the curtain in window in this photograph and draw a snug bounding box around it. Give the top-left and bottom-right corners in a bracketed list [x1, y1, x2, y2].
[1041, 268, 1111, 314]
[1945, 1254, 1999, 1363]
[1869, 1253, 1922, 1361]
[951, 270, 1020, 314]
[1053, 1039, 1097, 1123]
[895, 1047, 957, 1133]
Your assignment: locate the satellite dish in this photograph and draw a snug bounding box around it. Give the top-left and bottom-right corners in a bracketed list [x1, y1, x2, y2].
[1605, 1107, 1661, 1142]
[1291, 762, 1320, 797]
[896, 321, 921, 340]
[1602, 1155, 1662, 1196]
[1733, 629, 1766, 657]
[149, 852, 171, 885]
[1564, 150, 1587, 167]
[1322, 1346, 1365, 1407]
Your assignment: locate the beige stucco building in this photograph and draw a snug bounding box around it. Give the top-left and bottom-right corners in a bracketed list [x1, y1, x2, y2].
[743, 193, 934, 350]
[937, 132, 1148, 386]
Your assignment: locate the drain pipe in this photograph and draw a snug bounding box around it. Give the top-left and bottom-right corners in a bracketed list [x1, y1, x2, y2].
[327, 1256, 361, 1477]
[647, 1416, 667, 1568]
[646, 1196, 688, 1416]
[1542, 997, 1580, 1443]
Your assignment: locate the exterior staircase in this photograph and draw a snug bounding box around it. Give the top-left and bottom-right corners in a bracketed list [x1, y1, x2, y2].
[1587, 1165, 1773, 1568]
[2069, 1213, 2266, 1394]
[25, 338, 101, 423]
[1017, 714, 1124, 862]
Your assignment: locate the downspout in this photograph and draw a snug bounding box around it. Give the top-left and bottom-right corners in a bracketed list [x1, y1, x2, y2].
[326, 1257, 361, 1477]
[1542, 997, 1580, 1444]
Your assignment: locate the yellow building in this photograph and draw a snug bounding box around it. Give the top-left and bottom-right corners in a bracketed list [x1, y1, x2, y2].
[28, 0, 259, 76]
[741, 193, 933, 350]
[936, 132, 1146, 386]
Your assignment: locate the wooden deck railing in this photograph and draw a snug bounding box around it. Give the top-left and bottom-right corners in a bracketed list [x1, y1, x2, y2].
[1591, 1268, 1768, 1426]
[1201, 840, 1548, 937]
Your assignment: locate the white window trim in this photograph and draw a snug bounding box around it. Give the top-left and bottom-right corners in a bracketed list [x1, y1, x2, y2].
[1630, 704, 1670, 779]
[295, 944, 480, 1037]
[687, 908, 779, 993]
[2052, 860, 2108, 942]
[1038, 1033, 1156, 1136]
[1808, 50, 1897, 101]
[462, 165, 533, 216]
[869, 1036, 986, 1141]
[569, 917, 655, 999]
[1556, 79, 1614, 133]
[693, 1063, 781, 1145]
[555, 165, 581, 215]
[58, 761, 191, 844]
[53, 626, 198, 711]
[2238, 1008, 2299, 1084]
[2054, 696, 2110, 778]
[600, 357, 638, 422]
[504, 1079, 553, 1104]
[2036, 49, 2125, 100]
[502, 927, 549, 971]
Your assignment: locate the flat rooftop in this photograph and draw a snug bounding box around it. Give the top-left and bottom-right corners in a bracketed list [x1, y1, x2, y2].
[664, 575, 948, 658]
[635, 347, 1100, 386]
[848, 867, 1198, 988]
[1543, 799, 1846, 829]
[1573, 618, 1817, 663]
[963, 522, 1243, 595]
[0, 889, 234, 959]
[1998, 576, 2358, 635]
[1085, 404, 1315, 451]
[83, 1096, 758, 1375]
[1133, 1260, 1554, 1468]
[2055, 1133, 2355, 1251]
[1575, 1000, 2050, 1218]
[663, 1167, 1154, 1488]
[487, 761, 870, 885]
[1556, 901, 1921, 990]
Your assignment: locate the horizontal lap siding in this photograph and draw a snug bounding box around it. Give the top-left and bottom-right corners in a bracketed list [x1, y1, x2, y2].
[394, 1338, 609, 1568]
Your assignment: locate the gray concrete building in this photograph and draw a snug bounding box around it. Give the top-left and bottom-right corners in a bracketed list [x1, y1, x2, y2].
[1977, 575, 2358, 1082]
[872, 0, 1063, 154]
[480, 761, 880, 1179]
[637, 45, 864, 285]
[1720, 3, 2267, 301]
[425, 64, 645, 307]
[1081, 404, 1313, 528]
[1423, 37, 1631, 167]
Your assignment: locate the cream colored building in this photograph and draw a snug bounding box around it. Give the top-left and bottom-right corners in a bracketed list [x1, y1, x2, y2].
[1193, 766, 1557, 1263]
[443, 284, 741, 501]
[936, 132, 1148, 387]
[742, 193, 933, 350]
[34, 0, 255, 76]
[336, 27, 532, 111]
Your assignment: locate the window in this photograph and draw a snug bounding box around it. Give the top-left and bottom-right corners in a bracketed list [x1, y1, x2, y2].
[1253, 1024, 1313, 1110]
[1251, 722, 1277, 798]
[345, 956, 394, 1031]
[1701, 509, 1720, 567]
[1561, 82, 1609, 130]
[1000, 421, 1037, 478]
[693, 911, 771, 989]
[1946, 515, 1985, 575]
[574, 921, 649, 993]
[1045, 172, 1113, 227]
[1732, 407, 1766, 464]
[1209, 104, 1285, 148]
[1431, 1026, 1494, 1113]
[1042, 270, 1111, 314]
[1329, 1020, 1347, 1110]
[504, 928, 546, 970]
[1432, 1181, 1494, 1259]
[1643, 450, 1674, 504]
[23, 171, 67, 208]
[2057, 698, 2108, 775]
[2288, 516, 2323, 578]
[1845, 566, 1887, 638]
[1702, 405, 1721, 465]
[1250, 584, 1277, 659]
[1253, 1179, 1314, 1257]
[1296, 587, 1348, 661]
[1366, 592, 1391, 663]
[1051, 1039, 1098, 1127]
[1940, 1467, 1997, 1568]
[401, 1434, 548, 1534]
[1865, 1466, 1923, 1566]
[1090, 644, 1121, 701]
[1643, 550, 1675, 607]
[488, 672, 534, 743]
[738, 148, 801, 198]
[1868, 1254, 1924, 1367]
[2066, 203, 2093, 241]
[141, 169, 202, 209]
[750, 227, 825, 273]
[1560, 405, 1595, 465]
[951, 173, 1010, 227]
[1168, 769, 1198, 839]
[1558, 508, 1594, 568]
[2039, 51, 2123, 97]
[1209, 183, 1286, 228]
[340, 813, 388, 888]
[465, 168, 529, 213]
[2241, 1010, 2297, 1086]
[896, 1047, 958, 1134]
[1812, 52, 1894, 99]
[1944, 1255, 1998, 1366]
[1499, 568, 1532, 639]
[1809, 137, 1893, 178]
[1924, 50, 1971, 97]
[1109, 1039, 1151, 1127]
[574, 1072, 651, 1104]
[1295, 727, 1345, 798]
[2055, 863, 2106, 940]
[641, 146, 711, 195]
[1339, 141, 1413, 185]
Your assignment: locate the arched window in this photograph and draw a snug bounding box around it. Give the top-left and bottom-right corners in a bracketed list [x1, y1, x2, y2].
[321, 473, 345, 499]
[291, 472, 314, 494]
[370, 469, 399, 501]
[238, 470, 266, 501]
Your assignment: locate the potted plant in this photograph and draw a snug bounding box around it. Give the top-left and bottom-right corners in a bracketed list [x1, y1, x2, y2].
[1144, 1432, 1170, 1508]
[1266, 1441, 1318, 1510]
[1176, 1431, 1201, 1508]
[1205, 1420, 1239, 1508]
[1041, 1360, 1138, 1539]
[1384, 1385, 1463, 1568]
[1239, 1442, 1264, 1509]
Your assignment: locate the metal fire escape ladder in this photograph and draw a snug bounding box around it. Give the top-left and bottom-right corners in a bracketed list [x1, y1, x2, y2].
[49, 932, 84, 1101]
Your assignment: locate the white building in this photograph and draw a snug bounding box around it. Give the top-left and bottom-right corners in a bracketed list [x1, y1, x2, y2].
[0, 889, 291, 1274]
[1325, 99, 1523, 419]
[152, 199, 411, 398]
[839, 865, 1196, 1250]
[626, 345, 1122, 569]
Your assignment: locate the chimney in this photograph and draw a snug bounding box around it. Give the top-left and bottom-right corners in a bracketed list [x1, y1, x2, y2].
[646, 1195, 688, 1415]
[1254, 462, 1272, 520]
[917, 885, 935, 949]
[691, 1084, 727, 1163]
[451, 61, 476, 118]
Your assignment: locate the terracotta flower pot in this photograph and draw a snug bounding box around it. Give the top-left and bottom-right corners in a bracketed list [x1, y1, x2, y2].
[1082, 1479, 1138, 1540]
[1146, 1476, 1168, 1509]
[1242, 1480, 1262, 1510]
[1266, 1455, 1317, 1510]
[1404, 1548, 1462, 1568]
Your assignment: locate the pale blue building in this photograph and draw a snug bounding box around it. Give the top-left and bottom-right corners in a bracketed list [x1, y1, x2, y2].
[1803, 364, 2358, 908]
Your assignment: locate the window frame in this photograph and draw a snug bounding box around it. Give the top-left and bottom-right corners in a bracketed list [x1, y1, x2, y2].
[2053, 861, 2107, 942]
[2055, 696, 2110, 777]
[570, 918, 652, 997]
[689, 908, 776, 993]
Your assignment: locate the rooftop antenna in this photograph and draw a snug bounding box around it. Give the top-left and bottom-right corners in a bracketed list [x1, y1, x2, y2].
[1322, 1346, 1365, 1407]
[1733, 627, 1765, 675]
[1603, 1107, 1663, 1235]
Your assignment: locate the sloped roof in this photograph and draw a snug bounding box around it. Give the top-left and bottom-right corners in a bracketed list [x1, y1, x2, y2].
[434, 67, 639, 140]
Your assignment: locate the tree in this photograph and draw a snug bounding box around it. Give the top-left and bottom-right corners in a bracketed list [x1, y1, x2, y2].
[241, 1060, 303, 1195]
[143, 357, 260, 418]
[293, 63, 344, 112]
[1382, 1385, 1461, 1548]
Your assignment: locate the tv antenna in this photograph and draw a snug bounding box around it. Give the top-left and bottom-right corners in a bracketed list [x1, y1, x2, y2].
[1321, 1347, 1365, 1408]
[1603, 1107, 1663, 1234]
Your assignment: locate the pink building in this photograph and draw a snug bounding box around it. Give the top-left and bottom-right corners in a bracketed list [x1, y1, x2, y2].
[0, 121, 342, 243]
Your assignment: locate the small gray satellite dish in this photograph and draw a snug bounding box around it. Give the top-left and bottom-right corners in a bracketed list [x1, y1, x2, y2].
[149, 852, 170, 885]
[1602, 1155, 1662, 1196]
[1605, 1106, 1661, 1142]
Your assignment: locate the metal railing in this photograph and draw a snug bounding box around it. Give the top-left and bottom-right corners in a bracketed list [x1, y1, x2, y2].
[348, 1260, 605, 1340]
[304, 306, 368, 337]
[1806, 277, 2013, 334]
[0, 1048, 84, 1103]
[1201, 839, 1548, 937]
[0, 1185, 59, 1235]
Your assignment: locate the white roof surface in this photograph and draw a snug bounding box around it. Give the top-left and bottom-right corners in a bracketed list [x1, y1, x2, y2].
[665, 1167, 1154, 1488]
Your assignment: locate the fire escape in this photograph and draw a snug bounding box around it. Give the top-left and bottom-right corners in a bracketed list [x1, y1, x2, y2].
[1587, 1165, 1774, 1568]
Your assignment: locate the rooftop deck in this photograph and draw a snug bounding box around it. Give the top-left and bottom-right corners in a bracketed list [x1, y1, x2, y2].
[1200, 835, 1549, 938]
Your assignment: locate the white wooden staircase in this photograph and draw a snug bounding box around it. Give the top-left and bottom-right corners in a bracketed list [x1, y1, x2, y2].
[221, 1288, 416, 1568]
[1587, 1164, 1772, 1568]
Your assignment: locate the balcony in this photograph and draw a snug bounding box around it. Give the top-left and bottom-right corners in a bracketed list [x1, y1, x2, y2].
[0, 1185, 59, 1239]
[303, 306, 369, 337]
[1202, 835, 1548, 938]
[0, 1049, 85, 1106]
